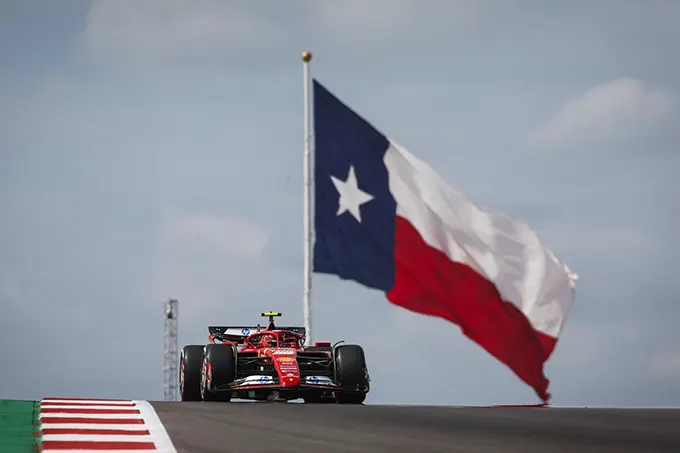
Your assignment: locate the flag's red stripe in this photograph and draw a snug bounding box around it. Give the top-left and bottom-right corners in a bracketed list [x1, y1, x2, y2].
[41, 408, 140, 414]
[41, 402, 136, 407]
[41, 428, 151, 435]
[41, 440, 156, 450]
[387, 216, 557, 402]
[39, 417, 145, 425]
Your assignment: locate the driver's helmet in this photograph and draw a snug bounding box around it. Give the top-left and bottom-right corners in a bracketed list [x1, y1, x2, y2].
[261, 334, 275, 348]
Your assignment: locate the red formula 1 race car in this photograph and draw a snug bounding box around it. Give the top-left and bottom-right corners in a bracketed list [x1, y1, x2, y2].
[179, 312, 370, 404]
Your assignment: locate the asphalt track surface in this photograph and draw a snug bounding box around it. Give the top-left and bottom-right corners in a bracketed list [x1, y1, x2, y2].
[152, 402, 680, 453]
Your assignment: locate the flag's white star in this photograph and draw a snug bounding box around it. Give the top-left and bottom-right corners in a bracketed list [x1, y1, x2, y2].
[330, 165, 374, 223]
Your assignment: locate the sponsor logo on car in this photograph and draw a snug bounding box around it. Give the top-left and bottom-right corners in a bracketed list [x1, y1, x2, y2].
[305, 376, 334, 386]
[273, 348, 296, 355]
[241, 375, 273, 385]
[278, 357, 294, 362]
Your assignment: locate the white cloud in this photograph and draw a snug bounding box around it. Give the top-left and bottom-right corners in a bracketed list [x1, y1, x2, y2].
[79, 0, 288, 63]
[159, 208, 271, 259]
[316, 0, 503, 41]
[150, 209, 271, 314]
[78, 0, 513, 65]
[147, 209, 292, 332]
[530, 78, 675, 148]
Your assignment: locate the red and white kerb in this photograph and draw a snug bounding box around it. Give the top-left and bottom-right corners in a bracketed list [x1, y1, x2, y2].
[38, 398, 177, 452]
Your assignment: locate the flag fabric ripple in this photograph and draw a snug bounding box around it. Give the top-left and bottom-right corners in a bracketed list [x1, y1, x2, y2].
[311, 79, 578, 402]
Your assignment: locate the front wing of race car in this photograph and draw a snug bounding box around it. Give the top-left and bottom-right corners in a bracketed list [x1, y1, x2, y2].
[209, 374, 345, 402]
[230, 374, 338, 389]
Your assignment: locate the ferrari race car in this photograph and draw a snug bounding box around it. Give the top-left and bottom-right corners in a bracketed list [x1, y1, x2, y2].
[179, 312, 370, 403]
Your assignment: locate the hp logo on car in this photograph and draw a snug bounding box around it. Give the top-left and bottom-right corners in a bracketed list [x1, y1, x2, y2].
[259, 376, 271, 383]
[242, 328, 250, 335]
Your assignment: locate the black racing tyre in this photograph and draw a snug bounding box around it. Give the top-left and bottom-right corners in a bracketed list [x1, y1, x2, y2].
[200, 344, 236, 402]
[179, 345, 204, 401]
[334, 344, 369, 404]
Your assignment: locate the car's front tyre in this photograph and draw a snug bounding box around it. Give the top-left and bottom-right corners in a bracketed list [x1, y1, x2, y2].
[200, 344, 236, 402]
[334, 344, 369, 404]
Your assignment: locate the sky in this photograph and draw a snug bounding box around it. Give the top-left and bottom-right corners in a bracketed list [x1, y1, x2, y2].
[1, 0, 678, 407]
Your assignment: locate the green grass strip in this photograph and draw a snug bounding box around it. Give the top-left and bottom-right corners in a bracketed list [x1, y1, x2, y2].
[0, 400, 41, 453]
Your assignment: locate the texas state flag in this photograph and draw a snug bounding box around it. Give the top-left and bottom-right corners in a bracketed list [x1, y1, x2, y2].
[312, 79, 578, 403]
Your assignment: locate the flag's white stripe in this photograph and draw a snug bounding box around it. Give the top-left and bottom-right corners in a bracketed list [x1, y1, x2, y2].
[133, 400, 177, 453]
[41, 399, 134, 405]
[42, 434, 153, 442]
[39, 423, 150, 430]
[40, 412, 143, 419]
[40, 405, 140, 411]
[383, 140, 577, 338]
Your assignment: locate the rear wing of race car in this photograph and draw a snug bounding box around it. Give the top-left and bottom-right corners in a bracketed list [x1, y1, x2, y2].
[208, 325, 306, 344]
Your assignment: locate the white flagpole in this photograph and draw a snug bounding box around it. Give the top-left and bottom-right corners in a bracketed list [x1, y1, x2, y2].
[302, 50, 313, 346]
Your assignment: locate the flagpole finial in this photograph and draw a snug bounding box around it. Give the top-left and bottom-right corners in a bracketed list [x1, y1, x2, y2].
[302, 51, 313, 62]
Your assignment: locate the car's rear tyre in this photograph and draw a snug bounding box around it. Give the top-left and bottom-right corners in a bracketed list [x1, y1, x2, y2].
[201, 344, 235, 402]
[334, 344, 369, 404]
[179, 345, 204, 401]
